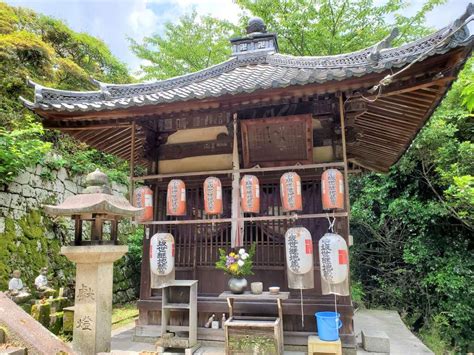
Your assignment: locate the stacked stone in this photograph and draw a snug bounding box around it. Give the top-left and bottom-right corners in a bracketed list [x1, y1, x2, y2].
[0, 161, 135, 304]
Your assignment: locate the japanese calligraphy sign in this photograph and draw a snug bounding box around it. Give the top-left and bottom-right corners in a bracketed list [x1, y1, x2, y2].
[321, 169, 344, 210]
[150, 233, 175, 276]
[204, 177, 223, 215]
[318, 232, 349, 284]
[285, 227, 313, 275]
[240, 175, 260, 213]
[77, 283, 95, 302]
[280, 172, 302, 212]
[167, 179, 186, 216]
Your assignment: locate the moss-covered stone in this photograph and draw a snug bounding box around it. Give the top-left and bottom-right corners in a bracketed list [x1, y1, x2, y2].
[49, 297, 68, 312]
[49, 311, 63, 335]
[62, 307, 74, 333]
[31, 302, 51, 328]
[20, 303, 31, 314]
[0, 210, 75, 291]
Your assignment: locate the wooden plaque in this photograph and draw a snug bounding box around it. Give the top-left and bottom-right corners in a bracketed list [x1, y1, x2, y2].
[240, 114, 313, 167]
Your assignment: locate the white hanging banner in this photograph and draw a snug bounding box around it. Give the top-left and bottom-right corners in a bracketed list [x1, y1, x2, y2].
[150, 233, 175, 276]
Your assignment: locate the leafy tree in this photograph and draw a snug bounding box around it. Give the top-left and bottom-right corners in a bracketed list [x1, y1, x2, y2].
[0, 2, 131, 182]
[130, 10, 239, 79]
[236, 0, 444, 55]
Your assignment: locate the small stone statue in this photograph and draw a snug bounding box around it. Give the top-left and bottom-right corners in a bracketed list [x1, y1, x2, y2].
[8, 270, 31, 302]
[34, 267, 56, 297]
[35, 267, 49, 290]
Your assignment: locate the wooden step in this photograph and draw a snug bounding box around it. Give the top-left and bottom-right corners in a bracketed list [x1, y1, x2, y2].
[163, 303, 190, 310]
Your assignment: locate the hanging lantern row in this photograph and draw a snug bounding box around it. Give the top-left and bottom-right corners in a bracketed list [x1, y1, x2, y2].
[284, 227, 349, 284]
[133, 168, 345, 220]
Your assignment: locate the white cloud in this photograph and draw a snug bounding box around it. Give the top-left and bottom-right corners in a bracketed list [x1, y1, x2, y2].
[128, 0, 160, 36]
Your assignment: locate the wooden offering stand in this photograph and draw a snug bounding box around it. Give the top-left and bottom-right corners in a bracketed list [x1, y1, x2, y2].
[157, 280, 200, 355]
[219, 291, 289, 355]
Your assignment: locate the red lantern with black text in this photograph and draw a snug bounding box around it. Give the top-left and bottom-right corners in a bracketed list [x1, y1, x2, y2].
[133, 186, 153, 222]
[167, 179, 186, 216]
[280, 172, 302, 212]
[321, 169, 344, 210]
[240, 175, 260, 213]
[204, 177, 223, 215]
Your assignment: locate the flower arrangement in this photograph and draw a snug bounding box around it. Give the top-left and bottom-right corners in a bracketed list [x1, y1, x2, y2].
[216, 243, 256, 278]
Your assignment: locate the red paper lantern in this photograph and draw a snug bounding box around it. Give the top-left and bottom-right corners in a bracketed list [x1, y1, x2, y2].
[204, 177, 223, 215]
[280, 172, 302, 212]
[240, 175, 260, 213]
[167, 179, 186, 216]
[133, 186, 153, 222]
[321, 169, 344, 210]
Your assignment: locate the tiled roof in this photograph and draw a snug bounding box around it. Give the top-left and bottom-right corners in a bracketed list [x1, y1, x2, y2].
[21, 4, 473, 113]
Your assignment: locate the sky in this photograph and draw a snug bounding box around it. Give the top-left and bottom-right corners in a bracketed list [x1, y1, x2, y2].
[5, 0, 471, 76]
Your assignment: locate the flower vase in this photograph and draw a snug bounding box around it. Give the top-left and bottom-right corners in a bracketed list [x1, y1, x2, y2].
[228, 277, 248, 294]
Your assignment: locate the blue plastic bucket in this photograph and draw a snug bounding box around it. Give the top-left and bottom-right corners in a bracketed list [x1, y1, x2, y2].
[315, 311, 342, 341]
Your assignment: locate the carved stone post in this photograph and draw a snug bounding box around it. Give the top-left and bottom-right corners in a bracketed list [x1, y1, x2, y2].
[61, 245, 128, 354]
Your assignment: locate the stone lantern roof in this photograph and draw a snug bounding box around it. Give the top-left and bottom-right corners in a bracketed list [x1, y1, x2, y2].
[43, 169, 141, 217]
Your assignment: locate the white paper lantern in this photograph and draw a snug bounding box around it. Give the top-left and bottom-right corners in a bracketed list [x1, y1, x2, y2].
[318, 232, 349, 284]
[285, 227, 313, 275]
[150, 233, 175, 276]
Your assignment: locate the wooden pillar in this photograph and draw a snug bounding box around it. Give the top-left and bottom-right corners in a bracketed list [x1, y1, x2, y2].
[91, 214, 104, 243]
[338, 95, 351, 235]
[129, 121, 136, 204]
[73, 215, 82, 246]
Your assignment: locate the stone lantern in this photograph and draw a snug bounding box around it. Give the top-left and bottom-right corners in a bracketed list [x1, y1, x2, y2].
[44, 169, 141, 355]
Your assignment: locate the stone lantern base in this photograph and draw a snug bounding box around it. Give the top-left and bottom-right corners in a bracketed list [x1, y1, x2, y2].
[61, 245, 128, 355]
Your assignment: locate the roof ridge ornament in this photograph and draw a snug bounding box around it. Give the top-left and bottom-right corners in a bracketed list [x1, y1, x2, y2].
[367, 27, 399, 63]
[230, 17, 278, 57]
[91, 78, 112, 100]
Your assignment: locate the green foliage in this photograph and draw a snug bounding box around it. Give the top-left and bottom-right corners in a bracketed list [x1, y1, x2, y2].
[350, 60, 474, 352]
[0, 1, 131, 183]
[130, 10, 238, 79]
[0, 123, 51, 184]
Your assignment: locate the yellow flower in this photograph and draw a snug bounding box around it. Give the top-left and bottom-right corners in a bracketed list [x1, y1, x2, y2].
[229, 252, 235, 257]
[234, 255, 239, 259]
[229, 264, 238, 273]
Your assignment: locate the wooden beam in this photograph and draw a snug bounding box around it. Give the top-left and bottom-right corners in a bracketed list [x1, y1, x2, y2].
[158, 137, 233, 160]
[133, 161, 346, 181]
[49, 123, 131, 131]
[140, 212, 349, 225]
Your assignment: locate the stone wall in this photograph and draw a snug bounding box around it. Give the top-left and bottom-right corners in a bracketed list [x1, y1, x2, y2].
[0, 163, 139, 304]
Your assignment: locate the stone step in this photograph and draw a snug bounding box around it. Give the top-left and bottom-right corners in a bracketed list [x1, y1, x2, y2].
[361, 330, 390, 353]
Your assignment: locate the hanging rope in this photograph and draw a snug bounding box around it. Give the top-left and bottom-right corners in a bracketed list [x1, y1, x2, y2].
[300, 288, 304, 328]
[326, 213, 336, 233]
[334, 292, 339, 337]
